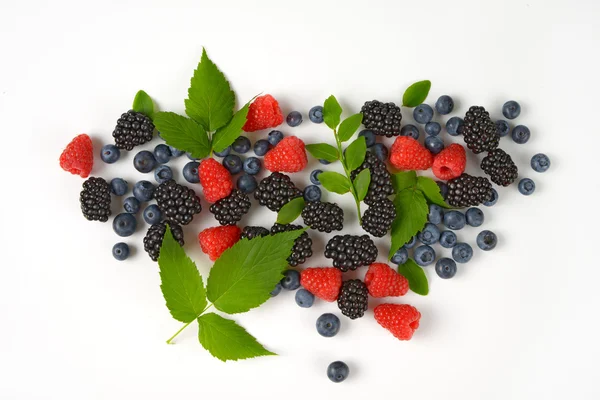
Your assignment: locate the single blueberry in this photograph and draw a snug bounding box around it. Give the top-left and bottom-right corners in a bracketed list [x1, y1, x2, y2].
[123, 196, 141, 214]
[531, 153, 550, 173]
[477, 230, 498, 251]
[418, 223, 441, 245]
[518, 178, 535, 195]
[268, 130, 284, 146]
[502, 100, 521, 119]
[446, 117, 464, 136]
[254, 139, 271, 156]
[428, 204, 444, 225]
[169, 146, 185, 157]
[436, 181, 449, 200]
[223, 154, 243, 175]
[133, 150, 157, 173]
[452, 243, 473, 263]
[391, 247, 408, 265]
[182, 161, 200, 184]
[316, 313, 341, 337]
[414, 245, 436, 266]
[243, 157, 261, 175]
[413, 104, 434, 124]
[496, 120, 510, 137]
[483, 188, 498, 206]
[133, 180, 155, 202]
[237, 174, 258, 194]
[304, 185, 322, 202]
[372, 143, 388, 162]
[295, 289, 315, 308]
[232, 136, 251, 154]
[143, 204, 163, 225]
[465, 207, 484, 227]
[400, 124, 420, 140]
[213, 146, 231, 158]
[281, 270, 301, 290]
[439, 231, 457, 248]
[425, 136, 445, 154]
[319, 159, 331, 165]
[404, 236, 417, 249]
[186, 152, 199, 160]
[327, 361, 349, 383]
[512, 125, 530, 144]
[270, 282, 283, 297]
[112, 242, 130, 261]
[309, 105, 324, 123]
[435, 95, 454, 115]
[100, 144, 120, 164]
[153, 144, 172, 164]
[435, 258, 457, 279]
[154, 165, 173, 184]
[286, 111, 303, 127]
[425, 122, 442, 136]
[358, 130, 376, 147]
[444, 210, 466, 230]
[110, 178, 128, 196]
[113, 213, 137, 237]
[310, 169, 323, 185]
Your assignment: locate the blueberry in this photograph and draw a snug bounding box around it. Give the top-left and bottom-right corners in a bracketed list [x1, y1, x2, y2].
[496, 120, 510, 137]
[446, 117, 463, 136]
[213, 146, 231, 157]
[183, 161, 200, 184]
[391, 247, 408, 265]
[358, 130, 376, 147]
[413, 104, 434, 124]
[400, 124, 420, 140]
[483, 188, 498, 206]
[418, 223, 441, 245]
[143, 204, 163, 225]
[436, 181, 449, 199]
[452, 243, 473, 263]
[270, 282, 283, 297]
[435, 258, 457, 279]
[310, 169, 323, 185]
[186, 152, 199, 161]
[268, 130, 284, 146]
[404, 236, 417, 249]
[502, 100, 521, 120]
[133, 150, 157, 173]
[309, 106, 324, 123]
[154, 165, 173, 184]
[531, 153, 550, 173]
[512, 125, 530, 144]
[518, 178, 535, 195]
[304, 185, 322, 202]
[414, 245, 436, 266]
[439, 231, 457, 248]
[100, 144, 120, 164]
[169, 146, 185, 157]
[327, 361, 349, 383]
[425, 122, 441, 136]
[319, 159, 331, 165]
[316, 313, 340, 337]
[435, 95, 454, 115]
[286, 111, 303, 127]
[123, 196, 141, 214]
[110, 178, 128, 196]
[443, 210, 466, 230]
[428, 204, 444, 224]
[237, 174, 257, 194]
[281, 270, 301, 290]
[113, 213, 137, 237]
[223, 154, 243, 175]
[254, 139, 270, 156]
[465, 207, 484, 227]
[425, 136, 445, 155]
[477, 230, 497, 251]
[295, 289, 315, 308]
[243, 157, 261, 175]
[372, 143, 388, 162]
[133, 180, 155, 202]
[112, 242, 130, 261]
[153, 144, 172, 164]
[232, 136, 251, 154]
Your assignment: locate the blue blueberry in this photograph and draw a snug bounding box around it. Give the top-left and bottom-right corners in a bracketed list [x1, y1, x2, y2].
[446, 117, 464, 136]
[477, 230, 497, 251]
[254, 139, 270, 156]
[319, 159, 331, 165]
[439, 231, 457, 248]
[281, 270, 301, 290]
[153, 144, 171, 164]
[518, 178, 535, 195]
[372, 143, 388, 162]
[414, 245, 436, 266]
[483, 188, 498, 206]
[270, 282, 283, 297]
[237, 174, 257, 194]
[435, 258, 457, 279]
[186, 152, 199, 161]
[110, 178, 128, 196]
[100, 144, 120, 164]
[425, 136, 445, 155]
[435, 95, 454, 115]
[391, 247, 408, 265]
[286, 111, 303, 127]
[123, 196, 141, 214]
[413, 104, 434, 124]
[169, 146, 185, 157]
[143, 204, 163, 225]
[327, 361, 349, 383]
[496, 120, 510, 137]
[232, 136, 251, 154]
[428, 204, 444, 224]
[112, 242, 130, 261]
[436, 181, 449, 199]
[425, 122, 441, 136]
[465, 207, 484, 227]
[154, 165, 173, 184]
[400, 124, 420, 140]
[309, 106, 324, 123]
[404, 236, 417, 249]
[512, 125, 530, 144]
[316, 313, 340, 338]
[304, 185, 322, 202]
[133, 180, 155, 202]
[531, 153, 550, 173]
[295, 289, 315, 308]
[418, 223, 441, 245]
[502, 100, 521, 120]
[452, 243, 473, 263]
[213, 146, 231, 158]
[113, 213, 137, 237]
[223, 154, 243, 175]
[133, 150, 157, 173]
[182, 161, 200, 184]
[243, 157, 261, 175]
[310, 169, 323, 185]
[268, 130, 284, 146]
[358, 130, 376, 147]
[443, 210, 466, 230]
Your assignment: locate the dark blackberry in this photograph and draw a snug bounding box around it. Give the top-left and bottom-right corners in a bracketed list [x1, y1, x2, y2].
[361, 100, 402, 137]
[80, 177, 112, 222]
[325, 234, 378, 272]
[112, 110, 155, 150]
[254, 172, 302, 212]
[270, 223, 313, 267]
[350, 151, 394, 206]
[480, 148, 519, 186]
[143, 221, 184, 261]
[240, 226, 270, 240]
[301, 201, 344, 233]
[209, 189, 251, 226]
[459, 106, 500, 154]
[154, 179, 202, 225]
[447, 173, 493, 208]
[337, 279, 369, 320]
[361, 198, 396, 237]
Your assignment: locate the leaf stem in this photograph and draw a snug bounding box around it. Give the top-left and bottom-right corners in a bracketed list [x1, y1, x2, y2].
[333, 129, 362, 224]
[166, 304, 213, 344]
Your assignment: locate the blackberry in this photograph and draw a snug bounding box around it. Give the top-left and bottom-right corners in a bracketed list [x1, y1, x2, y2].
[361, 198, 396, 238]
[254, 172, 302, 212]
[481, 148, 519, 186]
[270, 223, 312, 267]
[350, 151, 394, 206]
[112, 110, 155, 150]
[337, 279, 369, 320]
[301, 201, 344, 233]
[143, 221, 184, 261]
[459, 106, 500, 154]
[240, 226, 270, 240]
[154, 179, 202, 225]
[209, 189, 251, 226]
[360, 100, 402, 137]
[447, 173, 493, 208]
[80, 177, 112, 222]
[325, 234, 378, 272]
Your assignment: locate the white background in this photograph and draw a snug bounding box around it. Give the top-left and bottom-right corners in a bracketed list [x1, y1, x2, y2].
[1, 0, 599, 398]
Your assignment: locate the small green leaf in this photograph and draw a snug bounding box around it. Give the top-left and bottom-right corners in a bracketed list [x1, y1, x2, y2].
[197, 313, 275, 361]
[305, 143, 339, 162]
[276, 197, 305, 224]
[353, 169, 371, 202]
[318, 171, 351, 194]
[153, 112, 210, 159]
[337, 113, 363, 142]
[389, 188, 429, 258]
[416, 176, 451, 208]
[397, 259, 429, 295]
[132, 90, 154, 118]
[392, 171, 417, 193]
[211, 102, 250, 153]
[344, 136, 367, 171]
[323, 95, 342, 130]
[402, 80, 432, 108]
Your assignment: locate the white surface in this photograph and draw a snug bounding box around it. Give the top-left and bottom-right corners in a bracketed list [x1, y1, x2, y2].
[1, 0, 599, 398]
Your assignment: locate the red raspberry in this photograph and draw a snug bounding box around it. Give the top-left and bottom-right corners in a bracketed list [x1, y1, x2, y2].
[432, 144, 466, 180]
[300, 267, 342, 302]
[374, 303, 421, 341]
[198, 158, 233, 203]
[364, 263, 409, 297]
[390, 136, 433, 170]
[264, 136, 307, 173]
[59, 134, 93, 178]
[198, 225, 241, 261]
[242, 94, 284, 132]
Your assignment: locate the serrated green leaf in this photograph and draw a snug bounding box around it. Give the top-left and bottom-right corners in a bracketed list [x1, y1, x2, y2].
[344, 136, 367, 171]
[416, 176, 452, 208]
[132, 90, 154, 118]
[211, 102, 250, 152]
[392, 171, 417, 193]
[305, 143, 339, 162]
[353, 168, 371, 202]
[397, 259, 429, 295]
[207, 230, 305, 314]
[323, 95, 342, 130]
[185, 48, 235, 131]
[337, 113, 363, 142]
[318, 171, 351, 194]
[197, 313, 275, 361]
[402, 80, 432, 108]
[389, 188, 429, 258]
[153, 112, 210, 159]
[158, 226, 207, 323]
[276, 197, 305, 224]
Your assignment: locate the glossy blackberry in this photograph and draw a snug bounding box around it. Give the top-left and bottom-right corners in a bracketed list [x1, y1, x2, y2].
[143, 221, 184, 261]
[154, 179, 202, 225]
[112, 110, 154, 150]
[447, 174, 493, 207]
[254, 172, 302, 212]
[360, 100, 402, 137]
[459, 106, 500, 154]
[481, 148, 519, 186]
[301, 201, 344, 233]
[337, 280, 369, 320]
[350, 151, 393, 206]
[209, 189, 251, 226]
[270, 223, 312, 267]
[240, 226, 270, 240]
[80, 177, 112, 222]
[325, 234, 378, 272]
[361, 198, 396, 237]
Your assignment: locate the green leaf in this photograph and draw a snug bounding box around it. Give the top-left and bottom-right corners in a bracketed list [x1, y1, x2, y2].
[211, 102, 250, 153]
[389, 188, 429, 258]
[402, 80, 432, 108]
[318, 171, 351, 194]
[392, 171, 417, 193]
[337, 113, 363, 142]
[158, 226, 207, 323]
[353, 168, 371, 202]
[416, 176, 452, 208]
[197, 313, 275, 361]
[276, 197, 305, 224]
[305, 143, 339, 162]
[132, 90, 154, 118]
[153, 112, 211, 159]
[397, 259, 429, 295]
[185, 48, 235, 131]
[206, 229, 305, 314]
[323, 95, 342, 130]
[344, 136, 367, 171]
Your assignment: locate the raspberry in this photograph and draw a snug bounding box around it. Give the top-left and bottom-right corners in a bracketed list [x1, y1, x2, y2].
[337, 280, 369, 319]
[480, 148, 519, 186]
[270, 223, 312, 267]
[390, 136, 433, 170]
[350, 151, 394, 206]
[198, 225, 241, 261]
[459, 106, 500, 154]
[325, 234, 378, 272]
[143, 221, 184, 261]
[301, 201, 344, 232]
[254, 172, 302, 212]
[240, 226, 270, 240]
[199, 158, 233, 203]
[432, 143, 466, 180]
[242, 94, 284, 132]
[447, 173, 493, 207]
[112, 110, 155, 150]
[300, 267, 343, 302]
[364, 263, 409, 297]
[360, 100, 403, 137]
[59, 134, 94, 178]
[80, 177, 112, 222]
[154, 179, 202, 225]
[209, 189, 251, 225]
[361, 198, 396, 237]
[374, 303, 421, 341]
[264, 136, 308, 173]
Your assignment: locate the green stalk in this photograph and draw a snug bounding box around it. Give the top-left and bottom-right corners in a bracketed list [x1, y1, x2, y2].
[333, 129, 362, 225]
[166, 304, 213, 344]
